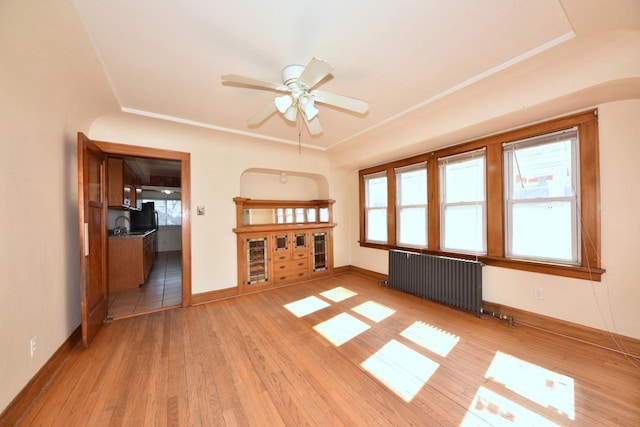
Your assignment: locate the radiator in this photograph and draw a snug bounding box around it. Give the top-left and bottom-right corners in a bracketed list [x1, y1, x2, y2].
[388, 250, 483, 317]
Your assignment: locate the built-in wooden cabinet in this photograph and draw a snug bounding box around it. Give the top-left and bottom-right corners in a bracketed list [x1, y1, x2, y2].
[107, 157, 142, 210]
[312, 230, 331, 274]
[271, 231, 310, 285]
[233, 198, 335, 294]
[244, 234, 270, 287]
[108, 231, 156, 292]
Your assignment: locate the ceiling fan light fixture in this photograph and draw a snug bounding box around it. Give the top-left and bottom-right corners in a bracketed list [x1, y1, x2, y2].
[299, 94, 319, 121]
[275, 95, 293, 113]
[284, 105, 298, 122]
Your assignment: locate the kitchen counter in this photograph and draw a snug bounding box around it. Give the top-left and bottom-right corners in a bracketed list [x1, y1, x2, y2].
[109, 229, 156, 239]
[108, 230, 157, 292]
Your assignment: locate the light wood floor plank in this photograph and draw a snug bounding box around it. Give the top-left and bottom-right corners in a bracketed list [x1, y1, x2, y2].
[14, 273, 640, 426]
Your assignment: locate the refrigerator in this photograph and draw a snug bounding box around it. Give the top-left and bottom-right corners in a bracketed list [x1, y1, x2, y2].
[130, 202, 158, 231]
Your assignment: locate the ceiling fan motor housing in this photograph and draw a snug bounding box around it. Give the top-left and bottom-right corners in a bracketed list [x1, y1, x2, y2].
[282, 64, 305, 86]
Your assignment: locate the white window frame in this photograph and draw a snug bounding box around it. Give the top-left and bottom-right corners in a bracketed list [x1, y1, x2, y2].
[439, 149, 487, 255]
[364, 171, 388, 244]
[503, 128, 580, 264]
[395, 162, 427, 248]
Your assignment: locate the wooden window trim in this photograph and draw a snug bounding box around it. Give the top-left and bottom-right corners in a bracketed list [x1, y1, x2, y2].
[358, 109, 604, 281]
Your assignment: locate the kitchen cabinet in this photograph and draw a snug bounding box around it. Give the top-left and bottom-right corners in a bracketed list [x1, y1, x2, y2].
[108, 230, 156, 292]
[233, 198, 335, 294]
[107, 157, 141, 210]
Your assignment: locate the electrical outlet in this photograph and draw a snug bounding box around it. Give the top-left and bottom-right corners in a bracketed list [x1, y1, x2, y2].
[197, 206, 205, 216]
[30, 336, 37, 358]
[534, 288, 544, 300]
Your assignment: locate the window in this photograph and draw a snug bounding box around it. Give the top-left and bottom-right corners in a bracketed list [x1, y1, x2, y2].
[504, 129, 579, 264]
[364, 171, 388, 243]
[357, 109, 603, 281]
[439, 149, 486, 254]
[395, 163, 427, 247]
[143, 198, 182, 226]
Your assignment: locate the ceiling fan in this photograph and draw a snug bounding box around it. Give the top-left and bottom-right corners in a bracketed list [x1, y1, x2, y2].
[221, 57, 369, 136]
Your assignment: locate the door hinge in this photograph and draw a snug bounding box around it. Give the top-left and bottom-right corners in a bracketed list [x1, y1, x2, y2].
[103, 315, 113, 324]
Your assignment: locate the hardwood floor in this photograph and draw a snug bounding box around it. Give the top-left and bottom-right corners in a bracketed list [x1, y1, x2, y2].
[108, 251, 182, 319]
[16, 273, 640, 426]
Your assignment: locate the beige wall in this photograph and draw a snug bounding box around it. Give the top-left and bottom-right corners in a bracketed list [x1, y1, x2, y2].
[0, 0, 119, 412]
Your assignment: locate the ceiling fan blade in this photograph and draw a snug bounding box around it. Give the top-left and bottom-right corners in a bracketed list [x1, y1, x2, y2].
[222, 74, 288, 92]
[311, 89, 369, 114]
[304, 115, 323, 136]
[248, 102, 278, 126]
[298, 57, 333, 89]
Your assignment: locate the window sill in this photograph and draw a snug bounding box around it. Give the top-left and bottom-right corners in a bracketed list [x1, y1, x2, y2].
[358, 241, 605, 281]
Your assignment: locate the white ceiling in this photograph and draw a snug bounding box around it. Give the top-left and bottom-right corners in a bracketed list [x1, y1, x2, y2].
[74, 0, 634, 151]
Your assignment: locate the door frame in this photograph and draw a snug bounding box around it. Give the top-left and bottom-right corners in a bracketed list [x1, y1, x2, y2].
[93, 140, 192, 307]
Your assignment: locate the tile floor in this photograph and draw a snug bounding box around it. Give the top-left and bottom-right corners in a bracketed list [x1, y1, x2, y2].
[108, 250, 182, 319]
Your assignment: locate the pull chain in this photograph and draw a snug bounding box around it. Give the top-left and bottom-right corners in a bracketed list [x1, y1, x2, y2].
[297, 113, 303, 155]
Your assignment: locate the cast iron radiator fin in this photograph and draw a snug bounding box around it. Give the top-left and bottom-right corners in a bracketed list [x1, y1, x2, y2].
[388, 250, 483, 317]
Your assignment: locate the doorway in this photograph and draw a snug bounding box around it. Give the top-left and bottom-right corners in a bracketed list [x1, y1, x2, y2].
[93, 140, 192, 317]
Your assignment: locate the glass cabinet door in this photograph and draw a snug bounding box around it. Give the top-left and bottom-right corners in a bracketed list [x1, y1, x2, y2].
[294, 232, 307, 250]
[312, 232, 328, 272]
[273, 234, 289, 251]
[247, 237, 268, 284]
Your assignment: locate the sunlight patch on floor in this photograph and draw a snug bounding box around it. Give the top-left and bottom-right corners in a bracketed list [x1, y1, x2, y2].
[320, 286, 357, 302]
[352, 301, 396, 323]
[313, 312, 371, 346]
[400, 321, 460, 357]
[485, 351, 575, 420]
[284, 296, 330, 317]
[460, 386, 560, 427]
[361, 339, 439, 402]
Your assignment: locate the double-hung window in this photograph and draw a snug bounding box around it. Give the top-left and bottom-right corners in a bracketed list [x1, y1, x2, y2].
[503, 129, 579, 264]
[395, 162, 427, 247]
[358, 110, 601, 281]
[364, 171, 388, 243]
[439, 149, 486, 254]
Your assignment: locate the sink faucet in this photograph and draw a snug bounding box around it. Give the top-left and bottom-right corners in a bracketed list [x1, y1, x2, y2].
[114, 215, 130, 235]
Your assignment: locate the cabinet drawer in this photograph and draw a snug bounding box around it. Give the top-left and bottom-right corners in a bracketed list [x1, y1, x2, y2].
[274, 258, 308, 272]
[273, 252, 292, 262]
[292, 251, 308, 259]
[274, 268, 309, 284]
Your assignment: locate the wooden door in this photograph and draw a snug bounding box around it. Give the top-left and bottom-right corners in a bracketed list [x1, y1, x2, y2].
[77, 132, 108, 346]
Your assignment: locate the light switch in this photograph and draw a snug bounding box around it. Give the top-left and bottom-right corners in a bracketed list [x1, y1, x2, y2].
[197, 206, 205, 216]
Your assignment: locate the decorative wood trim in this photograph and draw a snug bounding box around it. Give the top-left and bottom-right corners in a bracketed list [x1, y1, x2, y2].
[233, 197, 335, 232]
[0, 327, 82, 425]
[343, 265, 388, 283]
[191, 287, 239, 305]
[482, 301, 640, 359]
[357, 243, 604, 281]
[427, 155, 440, 249]
[485, 143, 503, 257]
[386, 166, 396, 245]
[233, 222, 337, 234]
